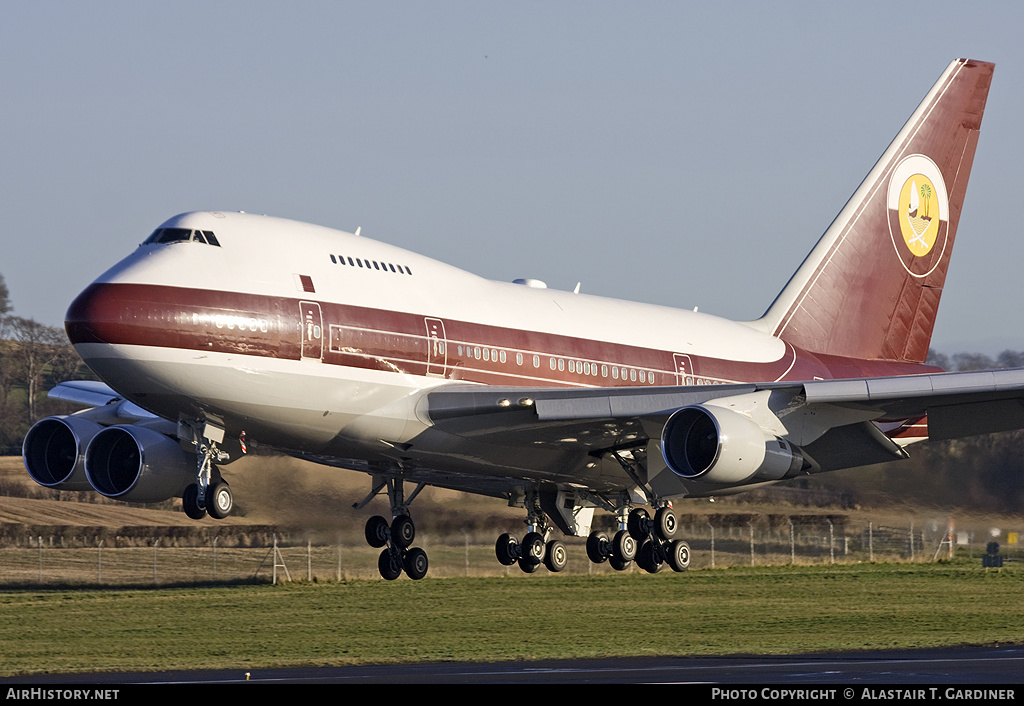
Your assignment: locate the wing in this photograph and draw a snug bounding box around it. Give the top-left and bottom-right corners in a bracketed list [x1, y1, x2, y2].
[46, 380, 157, 422]
[423, 368, 1024, 501]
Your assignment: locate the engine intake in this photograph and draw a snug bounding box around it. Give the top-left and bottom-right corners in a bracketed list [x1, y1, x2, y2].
[661, 405, 806, 485]
[23, 416, 102, 491]
[85, 425, 195, 503]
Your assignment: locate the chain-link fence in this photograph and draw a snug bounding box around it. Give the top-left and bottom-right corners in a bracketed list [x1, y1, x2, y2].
[2, 514, 1018, 586]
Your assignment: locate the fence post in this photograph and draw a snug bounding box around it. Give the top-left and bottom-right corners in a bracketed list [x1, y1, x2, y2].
[37, 536, 42, 585]
[789, 520, 795, 564]
[869, 522, 874, 562]
[97, 539, 103, 584]
[749, 521, 755, 566]
[828, 519, 835, 565]
[708, 520, 715, 569]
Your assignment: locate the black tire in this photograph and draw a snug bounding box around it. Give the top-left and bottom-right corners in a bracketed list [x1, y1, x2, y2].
[391, 514, 415, 549]
[521, 531, 546, 566]
[654, 507, 677, 541]
[207, 482, 233, 520]
[612, 529, 637, 562]
[518, 555, 541, 573]
[586, 532, 609, 564]
[627, 508, 650, 540]
[364, 515, 389, 548]
[668, 540, 691, 572]
[637, 540, 663, 574]
[378, 548, 403, 580]
[609, 555, 631, 572]
[182, 484, 206, 521]
[544, 540, 567, 572]
[404, 547, 429, 580]
[495, 533, 519, 566]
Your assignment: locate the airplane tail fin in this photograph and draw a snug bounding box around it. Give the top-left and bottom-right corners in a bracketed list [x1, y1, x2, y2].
[757, 58, 994, 363]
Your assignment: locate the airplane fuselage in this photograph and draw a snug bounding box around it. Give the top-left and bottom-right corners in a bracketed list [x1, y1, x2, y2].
[65, 210, 935, 494]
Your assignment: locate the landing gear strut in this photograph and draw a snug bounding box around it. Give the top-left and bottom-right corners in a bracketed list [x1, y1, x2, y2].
[358, 477, 430, 580]
[181, 421, 233, 521]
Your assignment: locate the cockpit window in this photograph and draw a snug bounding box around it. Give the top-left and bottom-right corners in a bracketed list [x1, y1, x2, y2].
[143, 228, 221, 247]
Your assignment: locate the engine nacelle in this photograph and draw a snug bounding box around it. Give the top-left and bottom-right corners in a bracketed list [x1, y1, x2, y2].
[23, 416, 103, 491]
[661, 405, 806, 485]
[85, 425, 195, 503]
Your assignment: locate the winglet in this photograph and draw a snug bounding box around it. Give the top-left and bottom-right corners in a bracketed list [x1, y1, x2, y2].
[757, 58, 994, 363]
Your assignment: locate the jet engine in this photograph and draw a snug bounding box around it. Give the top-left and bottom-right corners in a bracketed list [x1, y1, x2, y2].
[84, 425, 195, 503]
[661, 404, 807, 485]
[23, 415, 103, 491]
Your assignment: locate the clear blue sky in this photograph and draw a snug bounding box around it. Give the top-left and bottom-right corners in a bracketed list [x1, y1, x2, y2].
[3, 1, 1022, 355]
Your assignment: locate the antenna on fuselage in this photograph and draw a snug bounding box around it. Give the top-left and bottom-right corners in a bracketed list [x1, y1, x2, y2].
[354, 227, 362, 237]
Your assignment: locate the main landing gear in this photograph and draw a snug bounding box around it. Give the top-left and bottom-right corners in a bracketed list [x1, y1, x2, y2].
[357, 477, 430, 580]
[493, 502, 690, 575]
[364, 513, 429, 580]
[495, 531, 569, 573]
[586, 506, 690, 573]
[494, 491, 568, 574]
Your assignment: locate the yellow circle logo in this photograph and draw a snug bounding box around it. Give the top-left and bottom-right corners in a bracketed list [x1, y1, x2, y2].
[897, 173, 940, 257]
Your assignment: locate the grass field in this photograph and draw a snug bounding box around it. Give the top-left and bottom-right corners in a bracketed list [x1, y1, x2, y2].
[0, 559, 1021, 677]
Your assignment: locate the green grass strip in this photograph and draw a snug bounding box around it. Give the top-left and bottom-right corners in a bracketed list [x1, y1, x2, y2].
[1, 560, 1021, 676]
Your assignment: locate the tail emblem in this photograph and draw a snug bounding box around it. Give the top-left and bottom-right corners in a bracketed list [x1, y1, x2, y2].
[887, 154, 949, 276]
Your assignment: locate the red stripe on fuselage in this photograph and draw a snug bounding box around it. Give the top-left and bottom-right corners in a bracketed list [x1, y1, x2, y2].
[65, 282, 940, 389]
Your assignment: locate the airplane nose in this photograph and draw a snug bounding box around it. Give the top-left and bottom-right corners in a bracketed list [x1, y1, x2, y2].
[65, 282, 120, 346]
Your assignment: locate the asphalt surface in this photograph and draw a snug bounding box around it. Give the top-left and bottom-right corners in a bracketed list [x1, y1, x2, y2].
[4, 645, 1022, 686]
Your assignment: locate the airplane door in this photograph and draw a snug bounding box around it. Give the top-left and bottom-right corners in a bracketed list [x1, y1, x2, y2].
[673, 353, 694, 385]
[300, 301, 323, 360]
[425, 317, 447, 377]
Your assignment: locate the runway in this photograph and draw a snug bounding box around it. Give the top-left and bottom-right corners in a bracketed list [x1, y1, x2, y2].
[6, 645, 1022, 685]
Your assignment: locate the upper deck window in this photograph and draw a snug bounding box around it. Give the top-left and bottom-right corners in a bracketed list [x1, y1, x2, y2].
[144, 228, 221, 247]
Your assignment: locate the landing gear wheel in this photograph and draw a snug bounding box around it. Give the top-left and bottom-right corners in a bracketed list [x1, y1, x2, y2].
[495, 533, 520, 566]
[378, 548, 403, 580]
[182, 484, 206, 521]
[667, 540, 691, 572]
[521, 532, 546, 567]
[544, 540, 567, 572]
[637, 540, 664, 574]
[518, 555, 541, 573]
[627, 508, 651, 540]
[609, 555, 632, 572]
[207, 482, 233, 520]
[654, 506, 677, 541]
[612, 529, 637, 563]
[365, 515, 390, 548]
[404, 547, 429, 580]
[586, 532, 610, 564]
[391, 514, 415, 549]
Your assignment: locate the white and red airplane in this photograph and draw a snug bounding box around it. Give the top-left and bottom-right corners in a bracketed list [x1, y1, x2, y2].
[23, 58, 1023, 579]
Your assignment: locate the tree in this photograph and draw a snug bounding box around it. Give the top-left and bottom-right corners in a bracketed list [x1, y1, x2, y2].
[7, 316, 76, 425]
